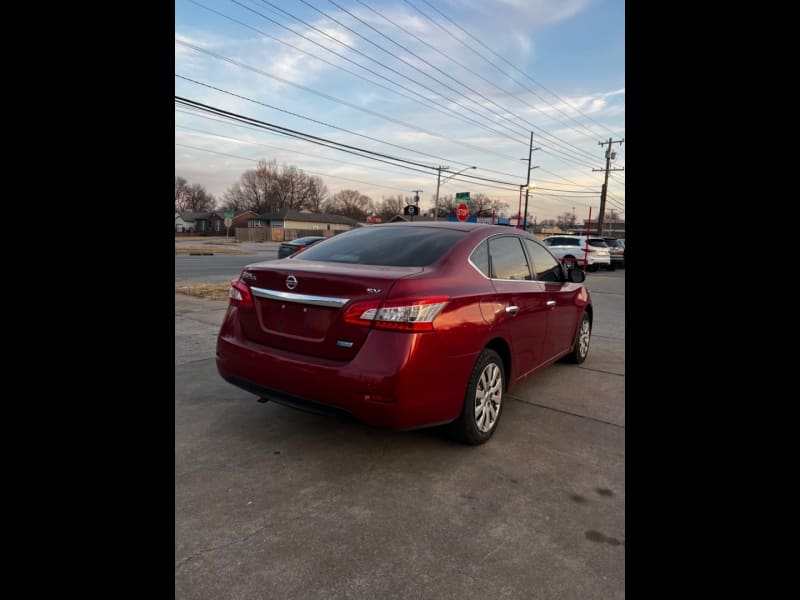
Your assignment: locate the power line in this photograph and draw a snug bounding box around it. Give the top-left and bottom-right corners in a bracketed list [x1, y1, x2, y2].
[176, 105, 530, 183]
[355, 0, 605, 163]
[246, 1, 598, 171]
[176, 100, 601, 201]
[175, 80, 600, 195]
[176, 123, 526, 193]
[183, 3, 606, 173]
[176, 96, 433, 170]
[175, 97, 532, 191]
[207, 0, 537, 157]
[176, 74, 517, 174]
[175, 40, 536, 163]
[253, 0, 529, 145]
[176, 143, 412, 193]
[321, 0, 602, 165]
[189, 0, 526, 157]
[414, 0, 621, 139]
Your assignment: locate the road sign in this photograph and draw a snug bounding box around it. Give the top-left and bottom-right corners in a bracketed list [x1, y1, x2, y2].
[455, 192, 470, 205]
[403, 205, 419, 216]
[456, 203, 469, 222]
[224, 217, 233, 228]
[224, 210, 234, 218]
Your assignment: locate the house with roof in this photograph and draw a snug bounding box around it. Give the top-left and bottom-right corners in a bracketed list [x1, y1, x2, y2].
[176, 210, 259, 235]
[245, 208, 359, 241]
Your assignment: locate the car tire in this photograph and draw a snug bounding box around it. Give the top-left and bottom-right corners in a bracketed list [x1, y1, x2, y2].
[587, 264, 599, 272]
[606, 263, 616, 271]
[447, 349, 505, 445]
[563, 255, 578, 270]
[565, 311, 591, 364]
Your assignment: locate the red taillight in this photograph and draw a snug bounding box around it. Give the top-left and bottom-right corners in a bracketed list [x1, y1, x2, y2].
[344, 296, 449, 332]
[229, 279, 254, 308]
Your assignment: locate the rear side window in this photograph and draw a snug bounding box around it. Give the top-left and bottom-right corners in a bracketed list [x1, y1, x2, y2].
[488, 236, 531, 280]
[296, 226, 465, 266]
[587, 239, 608, 248]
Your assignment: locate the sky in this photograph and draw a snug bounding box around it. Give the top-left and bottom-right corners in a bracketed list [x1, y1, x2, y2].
[175, 0, 625, 223]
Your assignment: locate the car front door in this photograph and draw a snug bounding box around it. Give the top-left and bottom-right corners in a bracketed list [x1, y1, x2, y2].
[487, 235, 549, 381]
[524, 239, 583, 361]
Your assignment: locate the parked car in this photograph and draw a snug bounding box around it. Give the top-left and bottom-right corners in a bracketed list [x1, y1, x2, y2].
[603, 237, 625, 268]
[277, 236, 326, 259]
[217, 222, 593, 445]
[541, 235, 613, 271]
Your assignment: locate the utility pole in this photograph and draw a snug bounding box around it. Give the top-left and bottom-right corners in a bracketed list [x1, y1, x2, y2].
[593, 137, 624, 235]
[410, 189, 422, 222]
[434, 165, 475, 220]
[433, 166, 448, 221]
[521, 132, 540, 230]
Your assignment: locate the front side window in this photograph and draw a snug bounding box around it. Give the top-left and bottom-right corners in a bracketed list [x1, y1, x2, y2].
[524, 239, 562, 282]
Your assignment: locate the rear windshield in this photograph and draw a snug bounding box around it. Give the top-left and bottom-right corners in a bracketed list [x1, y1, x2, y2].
[295, 226, 466, 266]
[545, 237, 580, 246]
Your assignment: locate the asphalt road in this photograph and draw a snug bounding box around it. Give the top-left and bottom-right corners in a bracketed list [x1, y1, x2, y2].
[175, 242, 278, 284]
[175, 268, 625, 599]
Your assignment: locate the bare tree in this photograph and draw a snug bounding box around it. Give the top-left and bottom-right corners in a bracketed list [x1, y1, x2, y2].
[373, 195, 407, 220]
[556, 211, 577, 230]
[221, 159, 332, 215]
[437, 194, 457, 219]
[491, 198, 510, 217]
[323, 189, 372, 221]
[301, 176, 329, 212]
[175, 176, 188, 211]
[466, 193, 509, 218]
[175, 176, 215, 212]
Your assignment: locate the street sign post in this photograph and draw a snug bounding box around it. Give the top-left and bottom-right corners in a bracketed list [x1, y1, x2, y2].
[224, 214, 233, 242]
[456, 203, 469, 222]
[455, 192, 470, 205]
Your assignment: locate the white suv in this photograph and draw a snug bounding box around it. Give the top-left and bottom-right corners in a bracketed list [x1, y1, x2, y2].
[541, 235, 613, 271]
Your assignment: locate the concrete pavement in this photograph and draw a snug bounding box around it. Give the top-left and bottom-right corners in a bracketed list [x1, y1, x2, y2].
[175, 271, 625, 599]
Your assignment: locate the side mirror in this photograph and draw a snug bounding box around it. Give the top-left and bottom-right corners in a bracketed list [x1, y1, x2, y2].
[567, 267, 585, 283]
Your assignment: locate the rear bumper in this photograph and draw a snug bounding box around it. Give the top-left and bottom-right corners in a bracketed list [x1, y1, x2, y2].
[216, 316, 478, 430]
[587, 254, 611, 265]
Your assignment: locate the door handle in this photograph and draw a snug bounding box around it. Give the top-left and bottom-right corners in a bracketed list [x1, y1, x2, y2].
[546, 300, 557, 307]
[505, 305, 519, 314]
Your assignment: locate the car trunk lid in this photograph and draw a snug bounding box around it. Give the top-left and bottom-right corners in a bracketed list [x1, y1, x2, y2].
[236, 260, 423, 360]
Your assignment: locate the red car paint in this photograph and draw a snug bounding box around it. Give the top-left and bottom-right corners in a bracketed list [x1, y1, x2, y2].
[217, 222, 591, 432]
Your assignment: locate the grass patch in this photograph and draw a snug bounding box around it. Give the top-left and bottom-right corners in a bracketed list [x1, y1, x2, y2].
[175, 283, 232, 301]
[175, 246, 249, 255]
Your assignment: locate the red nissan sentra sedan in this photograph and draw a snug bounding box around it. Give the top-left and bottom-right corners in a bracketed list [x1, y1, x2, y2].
[217, 222, 592, 444]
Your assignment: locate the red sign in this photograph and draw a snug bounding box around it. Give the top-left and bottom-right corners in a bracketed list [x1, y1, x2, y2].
[456, 203, 469, 221]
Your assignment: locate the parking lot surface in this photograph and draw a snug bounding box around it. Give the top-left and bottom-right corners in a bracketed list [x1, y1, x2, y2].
[175, 269, 625, 599]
